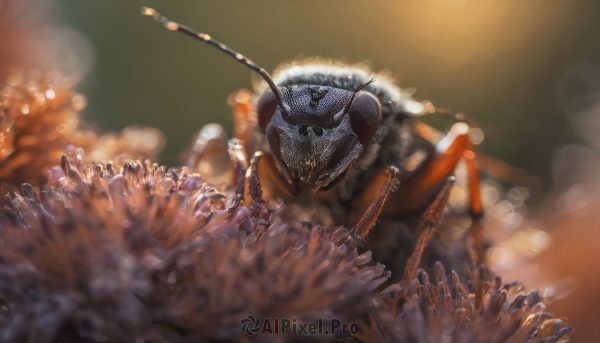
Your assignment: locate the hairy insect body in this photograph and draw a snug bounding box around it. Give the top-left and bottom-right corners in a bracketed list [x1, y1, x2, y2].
[143, 8, 485, 280]
[247, 62, 477, 279]
[255, 61, 434, 222]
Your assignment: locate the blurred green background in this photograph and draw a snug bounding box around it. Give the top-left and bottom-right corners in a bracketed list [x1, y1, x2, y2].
[52, 0, 600, 184]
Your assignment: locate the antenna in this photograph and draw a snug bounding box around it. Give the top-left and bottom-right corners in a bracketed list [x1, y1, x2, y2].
[141, 7, 284, 105]
[343, 78, 375, 114]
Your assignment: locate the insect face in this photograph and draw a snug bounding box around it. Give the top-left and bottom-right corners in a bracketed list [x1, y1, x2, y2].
[142, 7, 385, 195]
[257, 85, 382, 191]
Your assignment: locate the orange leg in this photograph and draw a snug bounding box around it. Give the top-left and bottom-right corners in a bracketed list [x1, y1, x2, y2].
[353, 122, 473, 217]
[351, 120, 488, 291]
[228, 89, 298, 205]
[228, 89, 261, 157]
[353, 166, 398, 241]
[394, 122, 471, 210]
[401, 122, 488, 300]
[464, 151, 484, 262]
[227, 89, 254, 141]
[401, 176, 455, 288]
[463, 150, 482, 217]
[463, 149, 487, 292]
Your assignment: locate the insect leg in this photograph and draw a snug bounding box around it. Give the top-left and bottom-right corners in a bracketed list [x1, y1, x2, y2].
[226, 89, 297, 202]
[463, 150, 482, 217]
[353, 166, 399, 241]
[186, 124, 227, 171]
[228, 89, 255, 146]
[399, 123, 489, 291]
[401, 176, 455, 287]
[461, 150, 489, 306]
[352, 121, 470, 217]
[247, 151, 265, 206]
[463, 150, 487, 270]
[227, 139, 248, 214]
[382, 122, 472, 215]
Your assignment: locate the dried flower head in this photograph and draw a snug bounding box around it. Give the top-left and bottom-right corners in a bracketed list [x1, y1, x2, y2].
[0, 155, 386, 341]
[0, 1, 578, 340]
[0, 150, 572, 342]
[0, 71, 164, 186]
[390, 263, 573, 343]
[0, 70, 94, 186]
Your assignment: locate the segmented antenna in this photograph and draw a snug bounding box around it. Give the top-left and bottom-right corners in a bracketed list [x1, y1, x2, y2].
[141, 7, 284, 105]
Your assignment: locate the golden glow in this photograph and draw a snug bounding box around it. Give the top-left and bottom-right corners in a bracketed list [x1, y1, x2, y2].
[45, 89, 56, 100]
[468, 128, 484, 145]
[71, 95, 87, 111]
[165, 22, 178, 31]
[141, 7, 156, 16]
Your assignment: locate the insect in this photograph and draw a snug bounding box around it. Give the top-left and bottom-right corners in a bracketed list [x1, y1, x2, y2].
[141, 8, 487, 276]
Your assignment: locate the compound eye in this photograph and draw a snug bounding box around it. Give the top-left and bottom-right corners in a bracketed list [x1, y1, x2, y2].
[348, 92, 381, 144]
[257, 89, 279, 130]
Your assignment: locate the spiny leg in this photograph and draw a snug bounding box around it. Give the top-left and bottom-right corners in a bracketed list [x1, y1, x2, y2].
[401, 122, 470, 203]
[402, 126, 488, 268]
[247, 151, 265, 206]
[379, 122, 471, 216]
[400, 108, 492, 293]
[228, 89, 298, 203]
[350, 122, 470, 217]
[401, 176, 455, 288]
[353, 166, 398, 241]
[227, 139, 248, 214]
[415, 119, 542, 191]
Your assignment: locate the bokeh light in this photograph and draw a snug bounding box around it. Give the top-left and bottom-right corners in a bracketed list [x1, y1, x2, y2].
[52, 0, 598, 178]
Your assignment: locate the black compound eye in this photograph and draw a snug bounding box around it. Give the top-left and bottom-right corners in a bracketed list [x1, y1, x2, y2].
[256, 89, 279, 130]
[348, 92, 381, 145]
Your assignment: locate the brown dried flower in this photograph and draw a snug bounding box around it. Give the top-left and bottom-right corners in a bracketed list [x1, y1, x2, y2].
[0, 150, 572, 342]
[0, 71, 94, 186]
[0, 156, 384, 341]
[0, 71, 164, 187]
[0, 1, 578, 340]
